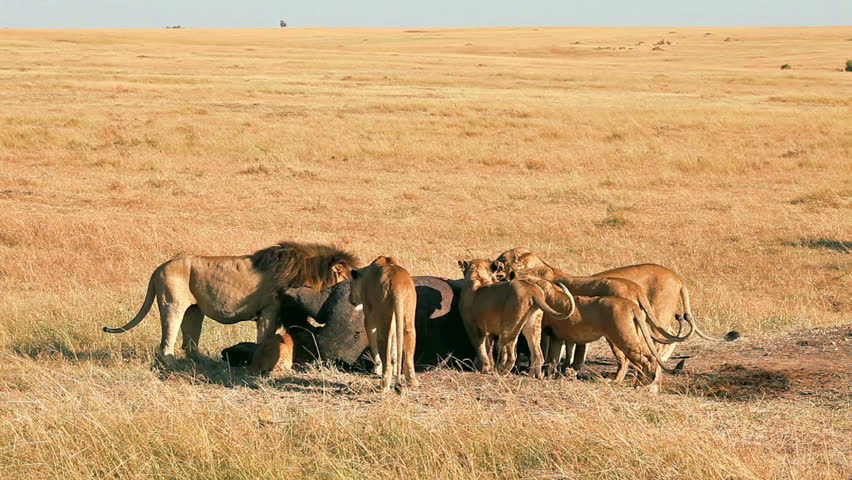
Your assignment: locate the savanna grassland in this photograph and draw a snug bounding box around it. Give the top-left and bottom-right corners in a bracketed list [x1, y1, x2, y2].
[0, 26, 850, 479]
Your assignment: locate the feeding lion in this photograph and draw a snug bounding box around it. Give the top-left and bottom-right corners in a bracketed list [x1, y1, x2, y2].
[458, 259, 575, 378]
[348, 256, 419, 392]
[102, 241, 358, 366]
[494, 247, 738, 379]
[513, 271, 684, 391]
[248, 330, 295, 375]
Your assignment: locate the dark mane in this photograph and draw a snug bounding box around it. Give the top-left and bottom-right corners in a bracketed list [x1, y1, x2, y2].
[250, 241, 359, 290]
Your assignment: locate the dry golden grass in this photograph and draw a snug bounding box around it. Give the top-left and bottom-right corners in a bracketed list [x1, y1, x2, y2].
[0, 27, 850, 479]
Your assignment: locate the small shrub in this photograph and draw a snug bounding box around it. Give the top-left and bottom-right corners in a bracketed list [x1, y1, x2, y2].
[604, 131, 625, 142]
[145, 178, 177, 189]
[846, 60, 852, 72]
[239, 162, 279, 175]
[780, 64, 792, 70]
[597, 205, 628, 228]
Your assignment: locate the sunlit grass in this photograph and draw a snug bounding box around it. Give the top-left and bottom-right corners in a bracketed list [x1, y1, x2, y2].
[0, 26, 849, 479]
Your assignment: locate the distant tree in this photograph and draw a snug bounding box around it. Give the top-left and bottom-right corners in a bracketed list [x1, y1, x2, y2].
[280, 20, 287, 28]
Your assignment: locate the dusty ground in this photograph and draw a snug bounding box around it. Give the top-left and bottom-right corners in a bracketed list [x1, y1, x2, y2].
[204, 325, 852, 408]
[590, 325, 852, 403]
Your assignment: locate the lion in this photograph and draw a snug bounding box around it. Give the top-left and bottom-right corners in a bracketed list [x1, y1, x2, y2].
[515, 272, 680, 392]
[457, 259, 575, 379]
[348, 256, 418, 392]
[494, 248, 739, 380]
[247, 330, 295, 375]
[102, 241, 358, 366]
[506, 263, 693, 378]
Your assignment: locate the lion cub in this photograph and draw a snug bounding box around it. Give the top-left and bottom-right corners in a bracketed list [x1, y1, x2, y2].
[247, 330, 295, 375]
[457, 259, 575, 378]
[349, 256, 418, 392]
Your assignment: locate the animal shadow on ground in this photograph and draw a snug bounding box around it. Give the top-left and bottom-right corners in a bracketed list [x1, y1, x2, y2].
[582, 357, 793, 400]
[153, 354, 374, 397]
[263, 375, 363, 396]
[671, 365, 792, 401]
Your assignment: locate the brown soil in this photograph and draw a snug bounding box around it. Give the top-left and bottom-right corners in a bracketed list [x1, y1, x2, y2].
[583, 325, 852, 403]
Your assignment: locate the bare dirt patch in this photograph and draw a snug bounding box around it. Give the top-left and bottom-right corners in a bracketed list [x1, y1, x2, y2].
[580, 325, 852, 403]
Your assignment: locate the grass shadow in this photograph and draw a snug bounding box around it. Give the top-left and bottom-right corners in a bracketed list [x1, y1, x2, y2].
[783, 238, 851, 254]
[264, 375, 356, 395]
[11, 342, 146, 363]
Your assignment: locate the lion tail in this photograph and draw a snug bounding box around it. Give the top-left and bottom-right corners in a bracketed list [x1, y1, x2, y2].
[102, 271, 157, 334]
[531, 282, 576, 320]
[639, 292, 693, 344]
[633, 307, 681, 374]
[680, 285, 740, 342]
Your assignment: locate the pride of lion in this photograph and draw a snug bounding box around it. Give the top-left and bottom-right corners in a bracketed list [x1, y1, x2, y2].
[102, 241, 739, 393]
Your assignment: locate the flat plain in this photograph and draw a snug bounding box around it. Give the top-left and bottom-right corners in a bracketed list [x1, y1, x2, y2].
[0, 26, 850, 479]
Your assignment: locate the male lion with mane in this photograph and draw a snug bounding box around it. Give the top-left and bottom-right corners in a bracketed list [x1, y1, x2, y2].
[102, 241, 358, 366]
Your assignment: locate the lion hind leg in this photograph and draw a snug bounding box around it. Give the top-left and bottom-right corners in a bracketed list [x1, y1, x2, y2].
[568, 343, 586, 372]
[608, 340, 630, 382]
[658, 342, 677, 362]
[157, 301, 191, 366]
[380, 312, 396, 393]
[520, 310, 544, 379]
[542, 333, 564, 378]
[617, 340, 659, 391]
[180, 305, 204, 358]
[494, 304, 528, 375]
[470, 327, 492, 373]
[495, 328, 520, 375]
[401, 301, 417, 388]
[394, 301, 405, 390]
[366, 321, 382, 376]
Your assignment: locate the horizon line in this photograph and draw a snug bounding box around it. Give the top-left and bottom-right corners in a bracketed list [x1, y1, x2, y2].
[3, 24, 851, 29]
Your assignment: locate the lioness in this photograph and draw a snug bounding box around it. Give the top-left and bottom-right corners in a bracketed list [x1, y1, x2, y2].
[506, 263, 693, 378]
[248, 330, 295, 375]
[494, 248, 738, 379]
[515, 271, 683, 391]
[458, 259, 575, 379]
[103, 241, 358, 366]
[349, 256, 418, 392]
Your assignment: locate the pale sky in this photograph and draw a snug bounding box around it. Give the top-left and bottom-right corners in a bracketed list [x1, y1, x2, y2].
[1, 0, 850, 28]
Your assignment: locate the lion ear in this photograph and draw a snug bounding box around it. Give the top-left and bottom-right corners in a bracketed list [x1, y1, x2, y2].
[332, 263, 346, 274]
[518, 253, 535, 265]
[457, 260, 469, 272]
[490, 260, 504, 273]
